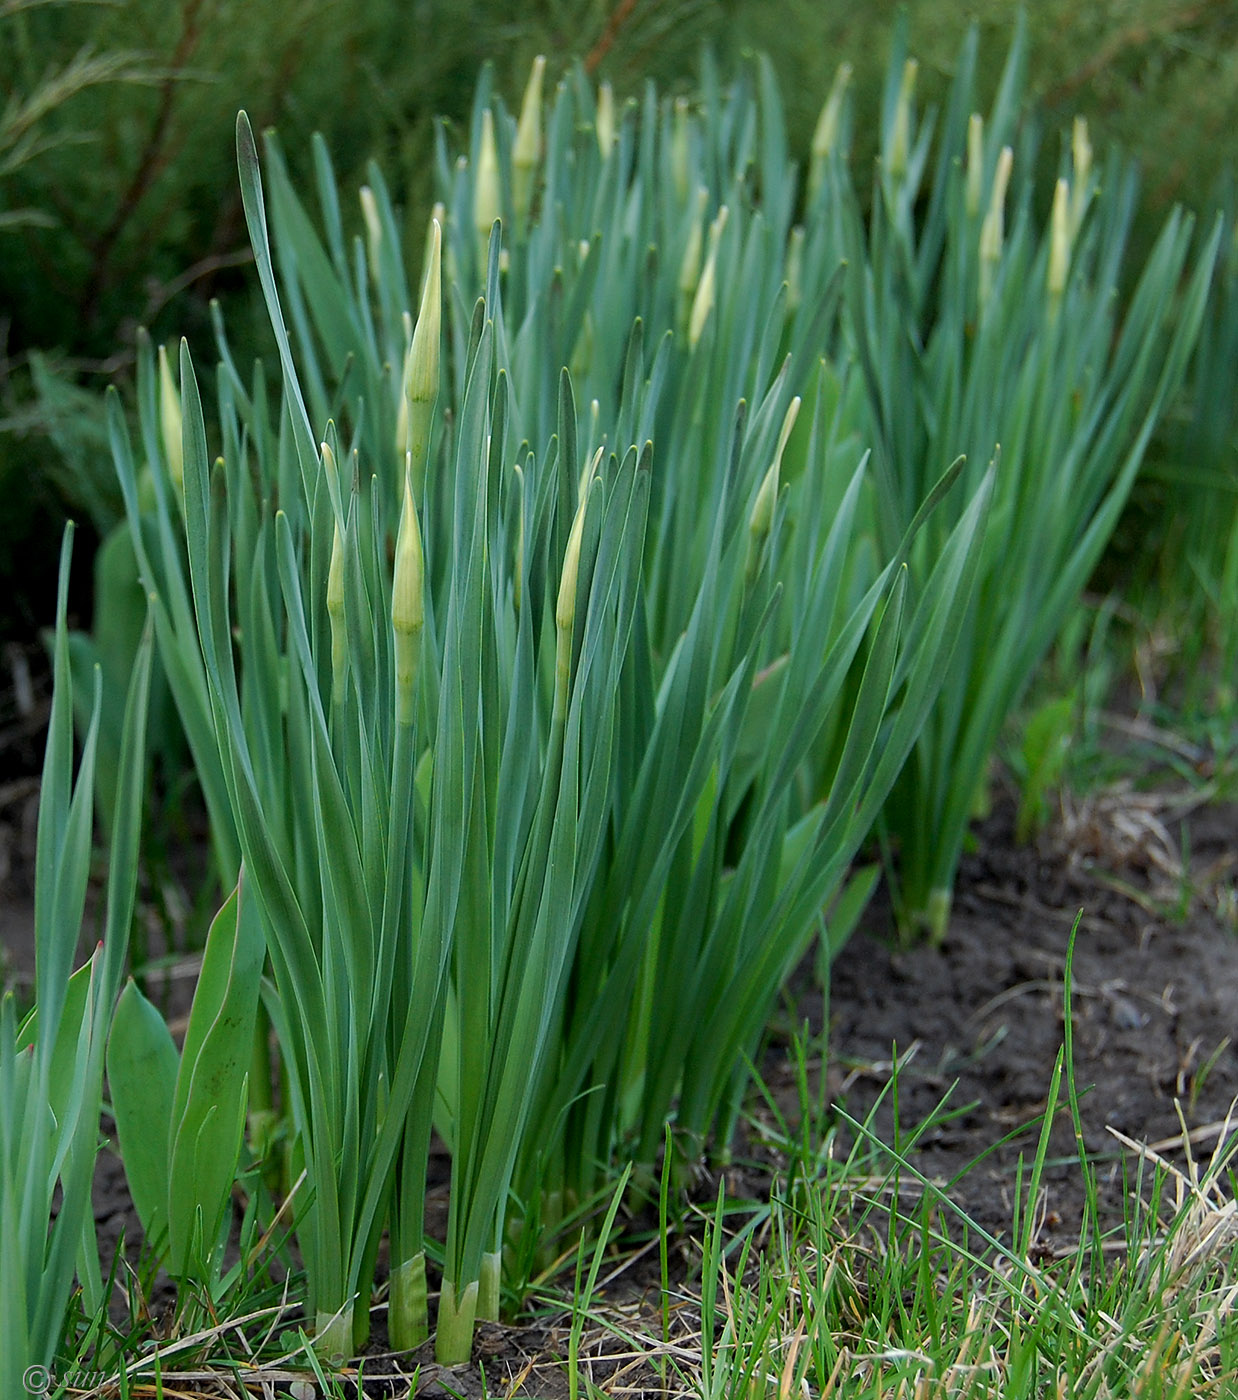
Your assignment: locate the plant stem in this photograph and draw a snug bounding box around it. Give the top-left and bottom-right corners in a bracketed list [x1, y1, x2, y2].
[435, 1278, 479, 1366]
[389, 1251, 429, 1351]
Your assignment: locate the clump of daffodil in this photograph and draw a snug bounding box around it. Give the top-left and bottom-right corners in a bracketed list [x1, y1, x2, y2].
[979, 146, 1013, 311]
[158, 343, 184, 504]
[512, 55, 546, 230]
[744, 397, 800, 586]
[399, 218, 442, 495]
[808, 61, 852, 203]
[688, 204, 729, 348]
[392, 467, 425, 727]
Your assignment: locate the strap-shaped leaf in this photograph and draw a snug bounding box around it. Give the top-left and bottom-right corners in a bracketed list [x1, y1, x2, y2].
[167, 874, 265, 1278]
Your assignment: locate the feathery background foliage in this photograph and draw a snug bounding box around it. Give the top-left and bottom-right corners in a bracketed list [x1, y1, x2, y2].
[4, 0, 1238, 633]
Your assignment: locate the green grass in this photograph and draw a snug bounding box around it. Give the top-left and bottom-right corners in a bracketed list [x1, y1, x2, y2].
[35, 966, 1238, 1400]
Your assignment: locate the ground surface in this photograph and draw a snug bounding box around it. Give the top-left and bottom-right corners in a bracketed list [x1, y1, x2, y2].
[826, 787, 1238, 1252]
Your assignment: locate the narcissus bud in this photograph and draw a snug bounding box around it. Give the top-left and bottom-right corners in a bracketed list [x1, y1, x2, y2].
[401, 218, 442, 495]
[325, 506, 348, 709]
[677, 186, 709, 340]
[596, 81, 615, 156]
[689, 204, 729, 349]
[555, 478, 591, 717]
[886, 59, 917, 181]
[475, 109, 501, 266]
[1069, 117, 1092, 239]
[359, 186, 382, 281]
[979, 146, 1013, 311]
[808, 61, 852, 202]
[513, 55, 546, 227]
[745, 397, 800, 585]
[158, 344, 183, 500]
[1047, 177, 1071, 310]
[671, 97, 691, 203]
[392, 470, 425, 726]
[965, 113, 984, 218]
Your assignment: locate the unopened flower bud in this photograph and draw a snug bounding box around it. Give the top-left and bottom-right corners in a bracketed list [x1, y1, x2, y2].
[1047, 177, 1071, 309]
[677, 186, 709, 338]
[360, 186, 382, 281]
[965, 113, 984, 218]
[979, 146, 1013, 310]
[392, 472, 425, 726]
[596, 81, 615, 156]
[475, 109, 501, 266]
[808, 62, 852, 201]
[555, 481, 591, 716]
[326, 515, 348, 708]
[886, 59, 917, 181]
[513, 55, 546, 227]
[158, 344, 183, 499]
[671, 97, 691, 202]
[402, 219, 442, 494]
[1069, 116, 1091, 239]
[688, 204, 728, 349]
[745, 397, 800, 584]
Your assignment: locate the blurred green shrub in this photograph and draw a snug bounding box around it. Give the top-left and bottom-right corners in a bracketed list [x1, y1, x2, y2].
[4, 0, 1237, 635]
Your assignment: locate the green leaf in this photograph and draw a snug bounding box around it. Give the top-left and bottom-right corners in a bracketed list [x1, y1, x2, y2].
[166, 874, 265, 1278]
[106, 981, 179, 1254]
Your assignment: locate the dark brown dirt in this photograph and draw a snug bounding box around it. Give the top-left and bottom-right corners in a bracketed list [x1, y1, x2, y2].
[824, 785, 1238, 1258]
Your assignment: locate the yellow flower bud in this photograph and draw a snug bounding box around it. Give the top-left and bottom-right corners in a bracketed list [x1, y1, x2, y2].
[513, 55, 546, 226]
[158, 343, 183, 500]
[555, 480, 591, 716]
[979, 146, 1013, 310]
[1069, 116, 1092, 239]
[577, 443, 604, 509]
[475, 108, 501, 265]
[1047, 177, 1071, 310]
[359, 185, 382, 281]
[392, 471, 425, 726]
[745, 397, 800, 585]
[596, 81, 615, 156]
[965, 113, 984, 218]
[808, 61, 852, 201]
[677, 186, 709, 339]
[327, 515, 348, 709]
[886, 59, 917, 181]
[688, 204, 728, 349]
[671, 97, 691, 203]
[402, 219, 442, 495]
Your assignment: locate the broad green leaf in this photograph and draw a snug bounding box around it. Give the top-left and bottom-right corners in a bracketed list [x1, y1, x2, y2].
[106, 981, 178, 1253]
